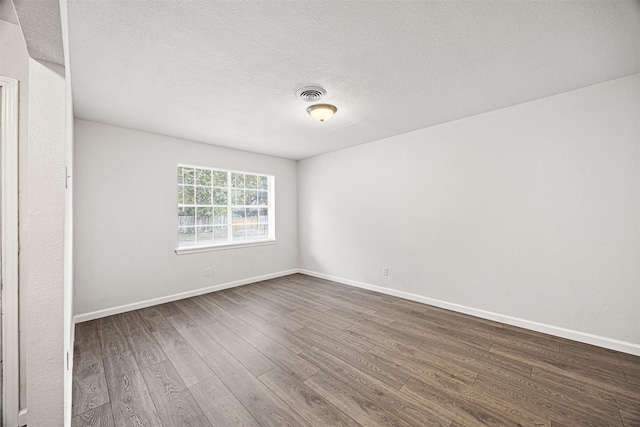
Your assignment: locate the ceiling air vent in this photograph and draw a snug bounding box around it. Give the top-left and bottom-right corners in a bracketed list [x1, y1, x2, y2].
[296, 86, 326, 102]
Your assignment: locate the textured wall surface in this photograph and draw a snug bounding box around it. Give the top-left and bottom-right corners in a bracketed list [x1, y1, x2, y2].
[299, 75, 640, 345]
[25, 58, 66, 426]
[74, 120, 298, 316]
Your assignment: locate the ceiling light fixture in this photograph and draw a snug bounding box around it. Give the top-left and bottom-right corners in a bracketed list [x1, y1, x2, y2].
[307, 104, 337, 122]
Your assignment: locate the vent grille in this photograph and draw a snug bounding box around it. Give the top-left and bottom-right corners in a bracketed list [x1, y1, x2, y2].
[297, 86, 326, 102]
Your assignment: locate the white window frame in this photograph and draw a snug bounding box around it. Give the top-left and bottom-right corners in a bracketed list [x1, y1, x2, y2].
[175, 164, 276, 254]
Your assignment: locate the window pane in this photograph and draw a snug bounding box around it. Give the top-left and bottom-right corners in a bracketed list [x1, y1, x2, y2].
[178, 207, 195, 226]
[245, 174, 258, 189]
[183, 186, 195, 204]
[178, 185, 185, 205]
[232, 189, 244, 205]
[213, 171, 227, 187]
[183, 168, 195, 185]
[196, 187, 212, 205]
[213, 188, 227, 205]
[246, 222, 259, 240]
[196, 168, 212, 186]
[196, 226, 213, 245]
[259, 224, 269, 239]
[214, 207, 228, 225]
[177, 167, 186, 185]
[258, 208, 268, 224]
[246, 208, 258, 223]
[232, 208, 245, 219]
[214, 226, 228, 243]
[232, 173, 244, 188]
[245, 190, 257, 205]
[258, 191, 268, 206]
[178, 227, 195, 246]
[232, 224, 246, 241]
[196, 207, 213, 225]
[258, 176, 268, 190]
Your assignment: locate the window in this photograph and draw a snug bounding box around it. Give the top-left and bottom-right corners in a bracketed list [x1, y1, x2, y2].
[177, 165, 274, 249]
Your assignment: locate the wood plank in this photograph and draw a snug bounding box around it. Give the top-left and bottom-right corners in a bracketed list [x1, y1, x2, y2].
[624, 369, 640, 386]
[75, 320, 100, 344]
[401, 376, 526, 426]
[324, 307, 394, 326]
[72, 403, 115, 427]
[203, 349, 311, 427]
[301, 346, 451, 426]
[367, 344, 478, 387]
[472, 372, 623, 426]
[154, 301, 184, 318]
[259, 367, 360, 427]
[303, 371, 413, 427]
[248, 285, 333, 313]
[229, 287, 294, 314]
[137, 306, 172, 332]
[194, 319, 276, 377]
[295, 327, 409, 389]
[419, 336, 533, 379]
[278, 284, 379, 316]
[531, 367, 640, 413]
[113, 310, 149, 336]
[232, 314, 311, 354]
[370, 343, 479, 386]
[126, 327, 167, 369]
[266, 286, 336, 313]
[141, 360, 212, 427]
[73, 338, 110, 416]
[490, 343, 630, 389]
[620, 407, 640, 427]
[202, 291, 250, 316]
[218, 291, 304, 331]
[166, 313, 222, 357]
[288, 308, 354, 331]
[190, 375, 260, 427]
[103, 352, 163, 427]
[292, 317, 373, 353]
[152, 326, 214, 387]
[96, 316, 131, 358]
[235, 323, 318, 381]
[348, 318, 423, 349]
[192, 295, 246, 329]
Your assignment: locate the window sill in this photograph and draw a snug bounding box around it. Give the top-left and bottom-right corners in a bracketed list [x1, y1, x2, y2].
[175, 239, 277, 255]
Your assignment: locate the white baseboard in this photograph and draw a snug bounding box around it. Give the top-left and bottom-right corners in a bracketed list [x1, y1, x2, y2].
[73, 267, 640, 356]
[299, 269, 640, 357]
[73, 269, 299, 323]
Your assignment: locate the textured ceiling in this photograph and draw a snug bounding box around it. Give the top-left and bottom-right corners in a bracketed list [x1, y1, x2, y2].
[13, 0, 64, 66]
[67, 1, 640, 160]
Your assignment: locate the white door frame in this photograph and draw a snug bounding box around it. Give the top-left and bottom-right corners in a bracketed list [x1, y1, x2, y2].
[1, 75, 20, 427]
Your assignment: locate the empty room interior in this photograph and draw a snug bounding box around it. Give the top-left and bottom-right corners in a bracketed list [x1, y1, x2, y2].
[1, 1, 639, 426]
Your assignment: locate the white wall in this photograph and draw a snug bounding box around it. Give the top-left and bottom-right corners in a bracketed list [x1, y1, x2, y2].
[74, 119, 298, 317]
[299, 75, 640, 347]
[25, 57, 66, 427]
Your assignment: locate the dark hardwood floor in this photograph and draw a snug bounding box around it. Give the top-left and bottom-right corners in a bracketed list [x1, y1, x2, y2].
[72, 274, 640, 426]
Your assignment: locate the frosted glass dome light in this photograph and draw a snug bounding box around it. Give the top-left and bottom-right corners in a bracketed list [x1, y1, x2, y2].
[307, 104, 337, 122]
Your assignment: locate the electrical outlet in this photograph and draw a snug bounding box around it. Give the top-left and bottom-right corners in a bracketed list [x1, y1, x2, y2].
[382, 267, 388, 276]
[205, 267, 211, 276]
